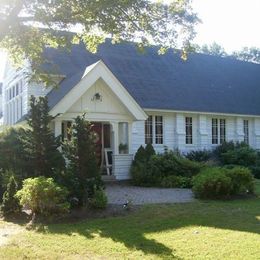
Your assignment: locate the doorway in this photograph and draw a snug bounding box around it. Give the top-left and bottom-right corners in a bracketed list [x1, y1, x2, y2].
[91, 122, 111, 172]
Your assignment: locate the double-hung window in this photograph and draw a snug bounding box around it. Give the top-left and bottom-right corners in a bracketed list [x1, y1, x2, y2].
[145, 115, 163, 144]
[185, 117, 193, 144]
[145, 115, 153, 144]
[212, 118, 226, 144]
[244, 120, 249, 144]
[220, 119, 226, 144]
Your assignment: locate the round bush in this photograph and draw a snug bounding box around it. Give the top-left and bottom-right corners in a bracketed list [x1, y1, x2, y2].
[225, 166, 254, 194]
[192, 168, 232, 199]
[16, 177, 69, 218]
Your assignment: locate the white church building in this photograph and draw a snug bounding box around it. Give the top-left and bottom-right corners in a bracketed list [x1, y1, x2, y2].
[1, 40, 260, 180]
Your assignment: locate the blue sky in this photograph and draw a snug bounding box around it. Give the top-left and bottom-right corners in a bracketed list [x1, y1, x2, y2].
[1, 0, 260, 81]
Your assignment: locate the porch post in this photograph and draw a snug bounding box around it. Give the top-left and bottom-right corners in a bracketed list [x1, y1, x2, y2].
[54, 120, 62, 137]
[128, 122, 133, 154]
[112, 122, 119, 154]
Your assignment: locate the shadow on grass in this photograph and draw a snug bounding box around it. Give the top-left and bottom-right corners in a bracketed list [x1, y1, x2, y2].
[36, 195, 260, 259]
[4, 181, 260, 259]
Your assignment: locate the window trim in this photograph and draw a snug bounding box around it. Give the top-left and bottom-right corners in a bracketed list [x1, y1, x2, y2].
[145, 115, 164, 145]
[185, 117, 193, 145]
[155, 115, 163, 144]
[212, 118, 226, 145]
[243, 119, 249, 145]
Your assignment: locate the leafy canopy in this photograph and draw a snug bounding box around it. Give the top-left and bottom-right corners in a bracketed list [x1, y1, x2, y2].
[0, 0, 198, 81]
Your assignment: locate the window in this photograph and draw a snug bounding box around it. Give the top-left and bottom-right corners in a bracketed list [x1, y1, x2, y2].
[185, 117, 193, 144]
[145, 115, 153, 144]
[145, 115, 163, 144]
[220, 119, 226, 144]
[212, 119, 218, 144]
[155, 116, 163, 144]
[212, 118, 226, 144]
[244, 120, 249, 144]
[16, 83, 19, 96]
[62, 121, 72, 141]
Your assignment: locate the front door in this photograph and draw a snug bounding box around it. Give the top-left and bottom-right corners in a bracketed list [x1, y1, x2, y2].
[91, 123, 111, 168]
[92, 123, 102, 167]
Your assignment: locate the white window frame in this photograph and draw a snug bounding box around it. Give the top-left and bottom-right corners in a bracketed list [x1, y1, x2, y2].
[243, 120, 249, 145]
[145, 115, 164, 145]
[185, 117, 193, 144]
[212, 118, 226, 145]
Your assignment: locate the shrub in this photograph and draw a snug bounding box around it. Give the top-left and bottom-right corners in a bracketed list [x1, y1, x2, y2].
[131, 144, 158, 186]
[221, 147, 257, 167]
[225, 167, 254, 194]
[161, 175, 191, 188]
[131, 162, 159, 186]
[89, 189, 107, 209]
[16, 177, 69, 218]
[131, 149, 202, 187]
[192, 168, 232, 199]
[145, 143, 156, 159]
[149, 151, 202, 178]
[213, 141, 256, 167]
[1, 175, 21, 216]
[185, 150, 212, 162]
[249, 166, 260, 179]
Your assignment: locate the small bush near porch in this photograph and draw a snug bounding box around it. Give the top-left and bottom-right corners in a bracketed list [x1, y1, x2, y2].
[0, 180, 259, 259]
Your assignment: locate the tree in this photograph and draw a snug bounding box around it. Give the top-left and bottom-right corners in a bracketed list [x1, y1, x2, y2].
[0, 127, 32, 178]
[1, 175, 21, 216]
[0, 0, 198, 82]
[198, 42, 227, 57]
[24, 95, 65, 177]
[232, 47, 260, 64]
[62, 114, 101, 206]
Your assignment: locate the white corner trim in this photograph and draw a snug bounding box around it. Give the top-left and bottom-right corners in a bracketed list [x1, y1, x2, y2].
[50, 60, 147, 121]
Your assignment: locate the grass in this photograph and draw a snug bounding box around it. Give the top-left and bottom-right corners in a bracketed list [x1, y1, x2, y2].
[0, 180, 260, 260]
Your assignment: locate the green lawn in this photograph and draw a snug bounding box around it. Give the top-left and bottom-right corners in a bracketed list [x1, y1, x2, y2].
[0, 181, 260, 260]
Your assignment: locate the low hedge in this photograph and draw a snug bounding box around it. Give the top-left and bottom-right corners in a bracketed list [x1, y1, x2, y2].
[131, 148, 203, 187]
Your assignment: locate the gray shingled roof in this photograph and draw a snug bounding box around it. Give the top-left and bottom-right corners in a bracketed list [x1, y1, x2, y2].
[45, 40, 260, 116]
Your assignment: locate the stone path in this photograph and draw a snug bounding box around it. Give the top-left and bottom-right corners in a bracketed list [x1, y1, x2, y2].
[105, 183, 194, 205]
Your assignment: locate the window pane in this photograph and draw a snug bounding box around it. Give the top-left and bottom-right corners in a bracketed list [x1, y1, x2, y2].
[145, 115, 153, 144]
[212, 118, 218, 144]
[155, 116, 163, 144]
[185, 117, 193, 144]
[220, 119, 226, 144]
[244, 120, 249, 144]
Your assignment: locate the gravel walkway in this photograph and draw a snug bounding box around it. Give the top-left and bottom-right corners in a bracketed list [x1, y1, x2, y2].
[105, 183, 194, 205]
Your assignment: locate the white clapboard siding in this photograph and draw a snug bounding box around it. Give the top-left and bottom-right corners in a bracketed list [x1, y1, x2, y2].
[113, 154, 133, 180]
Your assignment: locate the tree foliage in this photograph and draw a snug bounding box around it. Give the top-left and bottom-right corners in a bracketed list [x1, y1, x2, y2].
[0, 0, 198, 81]
[16, 176, 69, 218]
[1, 175, 21, 216]
[24, 96, 65, 177]
[232, 47, 260, 64]
[197, 42, 227, 57]
[62, 114, 101, 206]
[0, 126, 31, 178]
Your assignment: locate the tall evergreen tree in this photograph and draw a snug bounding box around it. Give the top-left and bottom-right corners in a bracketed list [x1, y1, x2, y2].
[62, 114, 100, 206]
[24, 96, 65, 177]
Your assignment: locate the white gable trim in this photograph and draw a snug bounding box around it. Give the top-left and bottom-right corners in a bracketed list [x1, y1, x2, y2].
[50, 60, 147, 121]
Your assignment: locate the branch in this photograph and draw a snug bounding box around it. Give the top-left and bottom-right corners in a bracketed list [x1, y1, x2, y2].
[0, 0, 24, 41]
